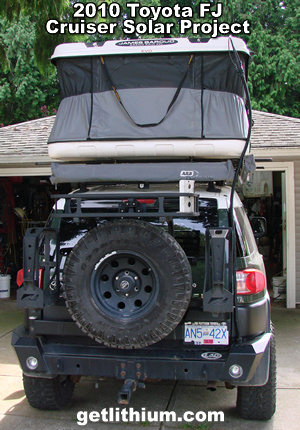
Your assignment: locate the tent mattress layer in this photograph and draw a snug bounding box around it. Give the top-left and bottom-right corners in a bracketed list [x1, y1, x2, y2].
[48, 139, 248, 161]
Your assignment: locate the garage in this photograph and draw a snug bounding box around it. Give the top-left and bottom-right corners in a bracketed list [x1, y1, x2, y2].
[239, 167, 293, 305]
[250, 111, 300, 308]
[0, 111, 299, 307]
[0, 117, 71, 293]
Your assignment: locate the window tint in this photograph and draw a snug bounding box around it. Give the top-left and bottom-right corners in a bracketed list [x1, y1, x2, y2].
[235, 206, 257, 257]
[173, 200, 218, 253]
[172, 199, 218, 295]
[59, 218, 97, 247]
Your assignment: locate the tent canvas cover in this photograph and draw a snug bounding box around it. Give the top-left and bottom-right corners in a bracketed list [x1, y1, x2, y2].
[48, 37, 250, 161]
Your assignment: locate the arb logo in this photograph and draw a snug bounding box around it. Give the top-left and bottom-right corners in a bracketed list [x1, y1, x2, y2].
[180, 171, 194, 177]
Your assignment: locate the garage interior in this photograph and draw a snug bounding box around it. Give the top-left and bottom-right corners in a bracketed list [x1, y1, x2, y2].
[0, 176, 71, 292]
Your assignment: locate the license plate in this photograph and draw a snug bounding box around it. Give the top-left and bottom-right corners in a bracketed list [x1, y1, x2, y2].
[184, 322, 229, 345]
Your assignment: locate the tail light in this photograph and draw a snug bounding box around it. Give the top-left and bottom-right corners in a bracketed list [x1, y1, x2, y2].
[236, 269, 266, 295]
[122, 199, 156, 204]
[16, 268, 44, 289]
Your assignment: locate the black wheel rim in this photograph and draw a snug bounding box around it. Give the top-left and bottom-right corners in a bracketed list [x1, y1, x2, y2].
[90, 251, 159, 319]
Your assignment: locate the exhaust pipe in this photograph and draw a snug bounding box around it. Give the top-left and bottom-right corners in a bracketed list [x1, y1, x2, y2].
[206, 381, 217, 391]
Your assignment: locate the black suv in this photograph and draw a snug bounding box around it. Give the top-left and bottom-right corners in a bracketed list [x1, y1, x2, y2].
[12, 176, 276, 420]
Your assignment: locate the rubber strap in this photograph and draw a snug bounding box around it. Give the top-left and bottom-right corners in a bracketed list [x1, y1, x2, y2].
[100, 54, 194, 128]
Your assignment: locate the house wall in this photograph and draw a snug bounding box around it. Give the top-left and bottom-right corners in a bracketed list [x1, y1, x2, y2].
[294, 161, 300, 304]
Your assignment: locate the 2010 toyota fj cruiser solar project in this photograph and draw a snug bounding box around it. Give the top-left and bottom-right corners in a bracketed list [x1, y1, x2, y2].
[12, 37, 276, 420]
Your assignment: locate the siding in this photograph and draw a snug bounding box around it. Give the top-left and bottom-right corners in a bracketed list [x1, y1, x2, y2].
[294, 161, 300, 304]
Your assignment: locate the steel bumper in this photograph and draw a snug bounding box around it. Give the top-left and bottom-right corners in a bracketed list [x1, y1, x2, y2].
[12, 326, 271, 386]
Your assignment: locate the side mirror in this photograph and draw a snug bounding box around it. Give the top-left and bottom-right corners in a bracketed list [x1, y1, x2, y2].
[250, 217, 267, 239]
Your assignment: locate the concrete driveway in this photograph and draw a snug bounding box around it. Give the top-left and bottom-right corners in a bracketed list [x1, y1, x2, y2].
[0, 299, 299, 429]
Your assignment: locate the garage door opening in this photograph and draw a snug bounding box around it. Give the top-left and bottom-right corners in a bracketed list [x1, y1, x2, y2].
[240, 161, 296, 308]
[0, 176, 71, 292]
[241, 171, 284, 297]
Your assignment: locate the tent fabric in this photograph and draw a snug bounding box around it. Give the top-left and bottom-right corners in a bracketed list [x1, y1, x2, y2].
[48, 52, 249, 144]
[54, 53, 247, 98]
[50, 89, 247, 142]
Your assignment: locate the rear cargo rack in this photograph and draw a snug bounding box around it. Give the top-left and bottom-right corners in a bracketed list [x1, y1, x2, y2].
[51, 191, 200, 219]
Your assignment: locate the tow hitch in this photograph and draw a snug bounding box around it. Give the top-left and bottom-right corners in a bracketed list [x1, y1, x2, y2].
[117, 380, 145, 405]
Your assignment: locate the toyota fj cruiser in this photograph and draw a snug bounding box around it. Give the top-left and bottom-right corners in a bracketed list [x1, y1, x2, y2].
[12, 37, 276, 420]
[13, 175, 276, 420]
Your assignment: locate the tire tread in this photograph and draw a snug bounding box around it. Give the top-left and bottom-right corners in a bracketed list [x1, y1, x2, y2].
[236, 323, 276, 420]
[63, 220, 192, 349]
[23, 374, 75, 410]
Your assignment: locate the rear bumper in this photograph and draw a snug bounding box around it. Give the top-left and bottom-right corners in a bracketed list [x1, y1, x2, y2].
[12, 326, 271, 386]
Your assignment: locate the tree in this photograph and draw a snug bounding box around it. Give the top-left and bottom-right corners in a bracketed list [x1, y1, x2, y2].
[0, 0, 299, 122]
[0, 1, 69, 71]
[221, 0, 299, 117]
[0, 15, 59, 125]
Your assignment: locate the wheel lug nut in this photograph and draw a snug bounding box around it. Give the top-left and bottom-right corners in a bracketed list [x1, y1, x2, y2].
[134, 276, 138, 281]
[134, 287, 139, 292]
[116, 276, 119, 280]
[125, 293, 129, 297]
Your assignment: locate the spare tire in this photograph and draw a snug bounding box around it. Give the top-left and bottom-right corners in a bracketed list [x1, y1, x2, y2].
[63, 220, 192, 349]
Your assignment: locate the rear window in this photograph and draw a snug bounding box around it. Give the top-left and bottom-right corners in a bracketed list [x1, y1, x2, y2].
[172, 199, 218, 258]
[235, 206, 257, 257]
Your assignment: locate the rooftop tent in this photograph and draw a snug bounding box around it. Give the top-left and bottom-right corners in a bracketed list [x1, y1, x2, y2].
[48, 37, 251, 161]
